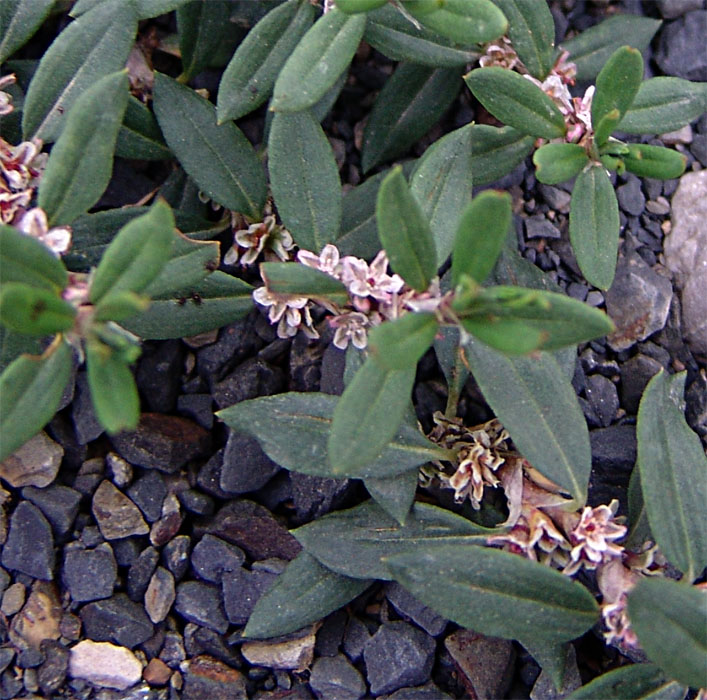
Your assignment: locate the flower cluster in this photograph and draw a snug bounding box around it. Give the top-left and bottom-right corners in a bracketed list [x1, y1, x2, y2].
[252, 242, 446, 349]
[0, 134, 72, 256]
[0, 74, 16, 116]
[224, 213, 294, 266]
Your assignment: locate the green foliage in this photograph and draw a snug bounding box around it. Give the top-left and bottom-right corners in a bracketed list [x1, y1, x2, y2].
[0, 0, 55, 65]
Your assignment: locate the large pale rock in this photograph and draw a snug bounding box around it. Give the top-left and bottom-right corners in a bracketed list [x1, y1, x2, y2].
[663, 169, 707, 356]
[68, 640, 142, 691]
[241, 626, 316, 671]
[0, 432, 63, 488]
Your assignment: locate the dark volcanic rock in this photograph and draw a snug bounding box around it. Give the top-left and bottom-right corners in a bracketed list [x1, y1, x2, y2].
[1, 502, 55, 580]
[191, 534, 245, 584]
[182, 655, 247, 700]
[363, 621, 435, 695]
[211, 357, 285, 409]
[655, 10, 707, 81]
[590, 425, 637, 483]
[136, 340, 185, 413]
[62, 544, 117, 602]
[616, 175, 646, 217]
[309, 654, 366, 700]
[127, 546, 159, 602]
[110, 413, 211, 473]
[163, 535, 192, 581]
[71, 372, 104, 445]
[584, 374, 619, 427]
[385, 582, 448, 637]
[80, 593, 154, 648]
[289, 473, 357, 523]
[22, 485, 81, 539]
[220, 433, 280, 494]
[175, 581, 229, 634]
[37, 640, 69, 696]
[221, 567, 278, 625]
[127, 470, 167, 523]
[177, 393, 214, 430]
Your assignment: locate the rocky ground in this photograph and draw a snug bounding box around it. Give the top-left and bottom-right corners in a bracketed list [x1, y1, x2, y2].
[0, 0, 705, 698]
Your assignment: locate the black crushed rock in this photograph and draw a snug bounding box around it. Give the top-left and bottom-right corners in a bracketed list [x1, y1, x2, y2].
[37, 640, 69, 696]
[175, 581, 229, 634]
[80, 593, 154, 648]
[62, 543, 117, 602]
[309, 654, 366, 700]
[127, 546, 159, 602]
[21, 484, 81, 539]
[126, 469, 167, 523]
[221, 432, 281, 494]
[162, 534, 192, 581]
[385, 582, 448, 637]
[190, 534, 245, 584]
[1, 502, 55, 581]
[655, 10, 707, 81]
[182, 655, 247, 700]
[222, 567, 279, 625]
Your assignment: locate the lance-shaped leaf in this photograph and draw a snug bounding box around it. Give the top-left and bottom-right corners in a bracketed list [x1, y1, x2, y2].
[368, 313, 439, 371]
[0, 0, 55, 65]
[0, 328, 42, 374]
[622, 144, 687, 181]
[0, 283, 76, 337]
[217, 392, 448, 480]
[260, 262, 348, 305]
[115, 96, 171, 161]
[177, 1, 233, 81]
[0, 225, 67, 292]
[93, 291, 149, 323]
[364, 469, 419, 526]
[22, 1, 137, 141]
[411, 0, 507, 45]
[122, 271, 254, 340]
[470, 125, 536, 186]
[410, 123, 473, 266]
[569, 164, 620, 291]
[364, 5, 478, 68]
[465, 67, 566, 140]
[627, 577, 707, 690]
[244, 551, 371, 640]
[387, 545, 598, 644]
[217, 0, 314, 123]
[491, 0, 554, 79]
[71, 0, 189, 19]
[0, 339, 72, 462]
[637, 370, 707, 580]
[626, 467, 652, 551]
[463, 337, 591, 505]
[451, 190, 511, 286]
[86, 339, 139, 435]
[38, 71, 129, 226]
[294, 501, 494, 580]
[376, 166, 437, 291]
[458, 285, 614, 354]
[591, 46, 644, 146]
[153, 72, 267, 218]
[533, 143, 589, 185]
[268, 110, 341, 253]
[362, 63, 461, 172]
[272, 8, 365, 112]
[566, 664, 685, 700]
[89, 200, 175, 304]
[560, 15, 661, 83]
[329, 358, 416, 474]
[618, 77, 707, 135]
[336, 0, 387, 12]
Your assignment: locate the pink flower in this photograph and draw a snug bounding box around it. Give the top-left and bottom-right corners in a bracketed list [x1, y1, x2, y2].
[479, 36, 520, 71]
[297, 244, 342, 278]
[340, 250, 404, 303]
[0, 74, 16, 116]
[252, 287, 318, 340]
[224, 215, 293, 266]
[16, 207, 72, 257]
[330, 311, 368, 350]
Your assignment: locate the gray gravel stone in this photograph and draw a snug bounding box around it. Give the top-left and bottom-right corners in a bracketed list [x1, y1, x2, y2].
[1, 502, 55, 580]
[127, 546, 159, 602]
[363, 621, 435, 695]
[343, 617, 371, 663]
[71, 373, 104, 445]
[22, 485, 81, 539]
[62, 544, 117, 602]
[1, 582, 26, 616]
[38, 640, 69, 696]
[383, 682, 454, 699]
[617, 175, 646, 217]
[584, 374, 619, 427]
[191, 534, 245, 584]
[619, 354, 664, 414]
[163, 534, 191, 581]
[525, 214, 561, 239]
[175, 581, 229, 634]
[655, 10, 707, 81]
[177, 393, 214, 430]
[658, 0, 704, 18]
[92, 480, 149, 540]
[0, 431, 63, 488]
[144, 567, 175, 623]
[136, 339, 184, 413]
[80, 593, 154, 648]
[211, 357, 285, 409]
[309, 654, 366, 700]
[222, 567, 278, 625]
[385, 582, 448, 636]
[220, 433, 280, 494]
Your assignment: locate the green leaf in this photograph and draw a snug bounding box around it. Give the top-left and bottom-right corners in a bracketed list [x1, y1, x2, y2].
[0, 283, 76, 336]
[115, 96, 171, 161]
[364, 4, 478, 68]
[463, 337, 591, 504]
[591, 46, 644, 146]
[524, 641, 575, 696]
[260, 262, 348, 304]
[465, 67, 566, 140]
[626, 466, 652, 551]
[93, 290, 149, 322]
[153, 72, 267, 218]
[217, 0, 315, 123]
[336, 0, 387, 12]
[86, 339, 139, 435]
[491, 0, 554, 79]
[0, 225, 68, 292]
[294, 500, 493, 580]
[566, 664, 685, 700]
[533, 143, 589, 185]
[561, 15, 661, 83]
[470, 125, 535, 186]
[451, 190, 511, 286]
[458, 285, 614, 354]
[0, 339, 72, 462]
[362, 63, 461, 173]
[329, 358, 419, 474]
[22, 0, 137, 142]
[0, 0, 55, 65]
[89, 200, 175, 304]
[272, 8, 365, 112]
[218, 391, 447, 479]
[38, 71, 129, 226]
[244, 551, 371, 640]
[387, 545, 598, 644]
[627, 577, 707, 689]
[569, 164, 620, 291]
[622, 144, 687, 180]
[71, 0, 190, 19]
[412, 0, 507, 45]
[122, 272, 253, 340]
[177, 0, 232, 81]
[637, 370, 707, 579]
[376, 166, 437, 291]
[0, 327, 42, 373]
[410, 123, 473, 266]
[434, 325, 468, 401]
[364, 469, 419, 526]
[618, 77, 707, 135]
[268, 110, 341, 253]
[368, 313, 439, 371]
